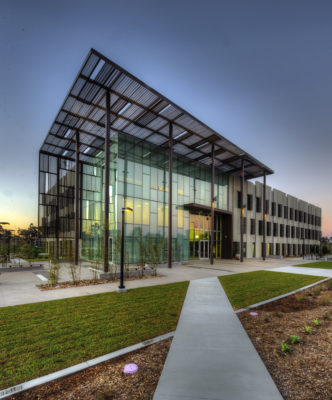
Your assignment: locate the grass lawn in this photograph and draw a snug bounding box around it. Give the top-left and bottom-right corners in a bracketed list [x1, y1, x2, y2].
[0, 281, 189, 389]
[219, 270, 324, 310]
[294, 261, 332, 269]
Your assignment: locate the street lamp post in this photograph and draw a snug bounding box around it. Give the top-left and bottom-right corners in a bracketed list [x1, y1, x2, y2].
[118, 207, 133, 293]
[7, 231, 11, 263]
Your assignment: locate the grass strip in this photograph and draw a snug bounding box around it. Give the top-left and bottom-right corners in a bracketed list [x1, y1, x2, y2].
[0, 281, 189, 389]
[219, 270, 323, 310]
[294, 261, 332, 269]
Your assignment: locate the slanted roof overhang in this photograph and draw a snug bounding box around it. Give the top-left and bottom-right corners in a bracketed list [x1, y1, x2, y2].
[40, 48, 274, 179]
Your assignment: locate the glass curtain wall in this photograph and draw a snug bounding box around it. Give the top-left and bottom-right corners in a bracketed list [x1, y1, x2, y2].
[81, 137, 118, 262]
[39, 133, 229, 264]
[115, 133, 228, 263]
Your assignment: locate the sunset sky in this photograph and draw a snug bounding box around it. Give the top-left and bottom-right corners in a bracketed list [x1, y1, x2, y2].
[1, 0, 331, 235]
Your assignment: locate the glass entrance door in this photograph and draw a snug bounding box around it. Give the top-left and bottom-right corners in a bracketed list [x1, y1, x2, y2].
[199, 240, 209, 259]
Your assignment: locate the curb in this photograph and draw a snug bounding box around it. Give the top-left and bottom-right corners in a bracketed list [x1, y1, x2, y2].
[235, 277, 330, 314]
[0, 331, 175, 399]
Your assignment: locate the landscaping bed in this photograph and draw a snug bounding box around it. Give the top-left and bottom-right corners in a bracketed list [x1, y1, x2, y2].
[37, 273, 163, 291]
[238, 279, 332, 400]
[8, 338, 171, 400]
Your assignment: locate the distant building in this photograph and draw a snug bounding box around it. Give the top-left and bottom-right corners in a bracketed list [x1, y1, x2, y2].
[38, 49, 321, 267]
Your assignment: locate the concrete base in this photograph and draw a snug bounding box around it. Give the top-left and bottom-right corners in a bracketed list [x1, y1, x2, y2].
[117, 287, 127, 293]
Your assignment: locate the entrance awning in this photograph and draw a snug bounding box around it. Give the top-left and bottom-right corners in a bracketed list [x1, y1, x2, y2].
[183, 203, 232, 216]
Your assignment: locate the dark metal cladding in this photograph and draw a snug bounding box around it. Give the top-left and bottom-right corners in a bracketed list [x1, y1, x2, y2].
[74, 131, 80, 265]
[104, 90, 111, 272]
[210, 143, 215, 265]
[168, 122, 173, 268]
[240, 160, 244, 262]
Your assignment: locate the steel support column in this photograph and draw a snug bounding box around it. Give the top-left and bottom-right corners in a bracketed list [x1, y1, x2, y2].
[168, 122, 173, 268]
[210, 143, 215, 265]
[263, 171, 266, 260]
[240, 159, 244, 262]
[74, 130, 80, 265]
[56, 156, 60, 260]
[104, 90, 111, 272]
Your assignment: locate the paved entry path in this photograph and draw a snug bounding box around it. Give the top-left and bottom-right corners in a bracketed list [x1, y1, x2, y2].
[153, 277, 283, 400]
[273, 265, 332, 277]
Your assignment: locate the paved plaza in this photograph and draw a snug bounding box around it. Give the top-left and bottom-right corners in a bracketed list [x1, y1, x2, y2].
[0, 257, 318, 308]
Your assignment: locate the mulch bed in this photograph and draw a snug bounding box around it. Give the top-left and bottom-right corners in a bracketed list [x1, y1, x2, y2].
[239, 279, 332, 400]
[9, 339, 171, 400]
[37, 274, 163, 291]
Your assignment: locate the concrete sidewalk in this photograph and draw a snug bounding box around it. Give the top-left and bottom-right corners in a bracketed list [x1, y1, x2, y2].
[273, 265, 332, 277]
[153, 277, 283, 400]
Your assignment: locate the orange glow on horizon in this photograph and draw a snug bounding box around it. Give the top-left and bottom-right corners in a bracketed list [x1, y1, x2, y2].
[0, 213, 37, 232]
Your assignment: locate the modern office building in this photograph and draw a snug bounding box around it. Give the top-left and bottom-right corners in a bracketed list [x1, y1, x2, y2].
[38, 49, 321, 269]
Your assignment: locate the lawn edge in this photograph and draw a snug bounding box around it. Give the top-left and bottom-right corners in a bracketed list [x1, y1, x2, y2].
[0, 331, 175, 400]
[235, 277, 329, 314]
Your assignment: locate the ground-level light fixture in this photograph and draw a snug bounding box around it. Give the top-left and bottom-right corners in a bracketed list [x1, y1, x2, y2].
[118, 207, 133, 293]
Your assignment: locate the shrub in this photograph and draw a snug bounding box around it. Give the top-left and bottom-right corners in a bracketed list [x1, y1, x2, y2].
[289, 335, 301, 344]
[280, 342, 292, 353]
[296, 294, 306, 303]
[304, 325, 312, 334]
[314, 286, 323, 295]
[320, 297, 330, 306]
[328, 280, 332, 290]
[273, 311, 283, 318]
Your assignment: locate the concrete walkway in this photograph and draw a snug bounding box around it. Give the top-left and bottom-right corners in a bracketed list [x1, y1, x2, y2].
[153, 277, 283, 400]
[273, 265, 332, 277]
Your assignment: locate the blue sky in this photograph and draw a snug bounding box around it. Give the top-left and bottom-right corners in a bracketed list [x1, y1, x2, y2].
[1, 0, 332, 235]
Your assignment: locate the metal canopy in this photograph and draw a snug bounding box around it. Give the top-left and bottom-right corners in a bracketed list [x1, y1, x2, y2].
[40, 48, 273, 179]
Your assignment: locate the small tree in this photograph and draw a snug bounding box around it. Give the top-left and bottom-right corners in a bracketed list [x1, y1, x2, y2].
[63, 239, 81, 284]
[48, 256, 61, 286]
[147, 235, 165, 276]
[0, 246, 7, 266]
[20, 243, 36, 265]
[136, 228, 147, 278]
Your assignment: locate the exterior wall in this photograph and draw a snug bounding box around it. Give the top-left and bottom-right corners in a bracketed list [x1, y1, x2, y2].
[39, 133, 230, 263]
[231, 177, 322, 259]
[39, 142, 322, 262]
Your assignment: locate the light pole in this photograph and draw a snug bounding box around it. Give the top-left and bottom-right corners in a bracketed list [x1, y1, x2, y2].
[6, 230, 15, 263]
[118, 207, 133, 293]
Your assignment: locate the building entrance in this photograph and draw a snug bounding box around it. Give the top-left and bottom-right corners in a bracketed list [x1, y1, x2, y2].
[189, 213, 221, 259]
[199, 240, 209, 259]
